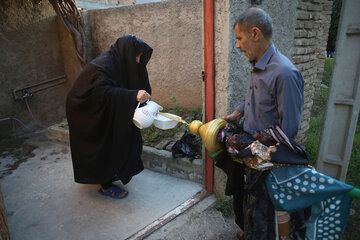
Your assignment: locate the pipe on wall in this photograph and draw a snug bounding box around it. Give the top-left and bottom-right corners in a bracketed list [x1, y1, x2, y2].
[203, 0, 215, 192]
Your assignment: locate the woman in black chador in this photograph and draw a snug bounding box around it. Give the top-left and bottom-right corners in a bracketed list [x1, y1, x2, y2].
[66, 35, 152, 199]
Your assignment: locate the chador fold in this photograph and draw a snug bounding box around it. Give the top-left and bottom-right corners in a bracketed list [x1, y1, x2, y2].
[66, 35, 153, 192]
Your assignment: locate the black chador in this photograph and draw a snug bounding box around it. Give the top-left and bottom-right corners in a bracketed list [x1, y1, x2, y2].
[66, 35, 152, 185]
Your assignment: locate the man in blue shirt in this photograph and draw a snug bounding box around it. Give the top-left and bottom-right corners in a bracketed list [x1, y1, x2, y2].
[223, 8, 305, 239]
[224, 9, 304, 140]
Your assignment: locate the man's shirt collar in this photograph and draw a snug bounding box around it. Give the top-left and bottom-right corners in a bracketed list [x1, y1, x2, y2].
[253, 43, 275, 71]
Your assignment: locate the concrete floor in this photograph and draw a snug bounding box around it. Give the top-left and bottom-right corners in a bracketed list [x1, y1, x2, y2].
[1, 135, 207, 240]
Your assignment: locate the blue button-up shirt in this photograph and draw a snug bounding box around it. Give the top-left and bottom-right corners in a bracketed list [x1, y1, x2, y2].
[236, 44, 304, 140]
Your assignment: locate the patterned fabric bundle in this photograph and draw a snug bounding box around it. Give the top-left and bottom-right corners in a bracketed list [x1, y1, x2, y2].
[266, 166, 353, 239]
[216, 123, 354, 239]
[217, 123, 308, 170]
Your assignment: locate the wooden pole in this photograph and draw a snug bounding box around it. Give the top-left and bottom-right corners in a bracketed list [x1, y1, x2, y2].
[0, 184, 10, 240]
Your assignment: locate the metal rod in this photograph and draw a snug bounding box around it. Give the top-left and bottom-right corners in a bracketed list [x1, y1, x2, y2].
[30, 80, 66, 94]
[13, 75, 66, 100]
[346, 187, 360, 200]
[14, 75, 65, 92]
[203, 0, 215, 193]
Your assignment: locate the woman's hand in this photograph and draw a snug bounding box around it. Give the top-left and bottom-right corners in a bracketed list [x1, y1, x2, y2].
[222, 110, 243, 123]
[136, 90, 151, 103]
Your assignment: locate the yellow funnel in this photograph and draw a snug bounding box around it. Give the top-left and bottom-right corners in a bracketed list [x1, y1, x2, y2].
[188, 118, 227, 153]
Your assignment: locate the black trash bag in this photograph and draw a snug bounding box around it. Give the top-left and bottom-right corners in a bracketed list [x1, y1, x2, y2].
[171, 132, 201, 161]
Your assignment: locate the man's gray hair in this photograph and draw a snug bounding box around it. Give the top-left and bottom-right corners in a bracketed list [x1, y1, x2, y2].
[233, 8, 273, 39]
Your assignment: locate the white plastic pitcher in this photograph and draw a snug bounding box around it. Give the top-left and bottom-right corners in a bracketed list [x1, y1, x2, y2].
[133, 100, 163, 129]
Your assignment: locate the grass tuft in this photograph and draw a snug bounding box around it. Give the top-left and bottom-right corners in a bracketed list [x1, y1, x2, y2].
[215, 197, 234, 218]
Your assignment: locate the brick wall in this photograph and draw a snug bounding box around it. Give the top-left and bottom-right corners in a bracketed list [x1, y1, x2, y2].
[293, 0, 333, 145]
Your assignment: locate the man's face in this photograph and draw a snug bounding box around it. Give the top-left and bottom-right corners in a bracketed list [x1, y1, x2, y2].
[234, 24, 257, 63]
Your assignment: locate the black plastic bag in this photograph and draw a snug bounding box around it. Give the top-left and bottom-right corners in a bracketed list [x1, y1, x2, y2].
[171, 132, 201, 161]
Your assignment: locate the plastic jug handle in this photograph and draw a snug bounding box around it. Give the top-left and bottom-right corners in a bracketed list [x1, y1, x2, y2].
[136, 99, 150, 110]
[136, 102, 141, 110]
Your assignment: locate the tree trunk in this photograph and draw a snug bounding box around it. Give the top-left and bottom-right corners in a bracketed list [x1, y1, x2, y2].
[0, 184, 10, 240]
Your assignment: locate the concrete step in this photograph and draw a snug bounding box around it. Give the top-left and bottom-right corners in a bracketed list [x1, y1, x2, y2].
[46, 124, 203, 184]
[142, 146, 203, 184]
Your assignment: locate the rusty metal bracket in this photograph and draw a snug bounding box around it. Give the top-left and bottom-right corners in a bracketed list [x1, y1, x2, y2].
[126, 189, 210, 240]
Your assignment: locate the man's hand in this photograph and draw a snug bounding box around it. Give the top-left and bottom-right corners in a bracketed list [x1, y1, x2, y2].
[222, 110, 243, 123]
[136, 90, 151, 103]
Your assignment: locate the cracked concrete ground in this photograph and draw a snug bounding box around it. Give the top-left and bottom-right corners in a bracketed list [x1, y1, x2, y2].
[0, 134, 240, 240]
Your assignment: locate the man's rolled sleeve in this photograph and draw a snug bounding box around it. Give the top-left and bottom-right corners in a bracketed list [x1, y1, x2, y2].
[236, 101, 245, 115]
